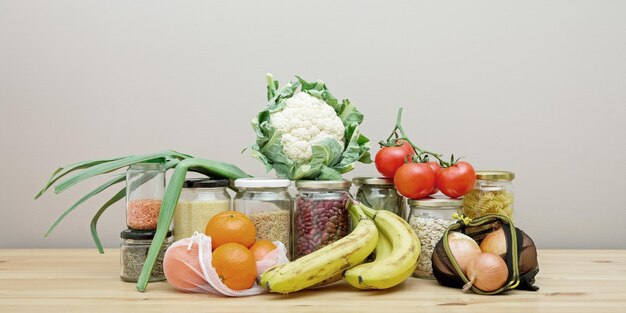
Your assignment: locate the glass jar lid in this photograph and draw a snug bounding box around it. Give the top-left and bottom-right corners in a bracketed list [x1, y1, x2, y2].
[183, 178, 229, 188]
[295, 180, 351, 189]
[352, 177, 394, 186]
[121, 229, 172, 240]
[476, 171, 515, 181]
[234, 178, 290, 188]
[408, 197, 463, 208]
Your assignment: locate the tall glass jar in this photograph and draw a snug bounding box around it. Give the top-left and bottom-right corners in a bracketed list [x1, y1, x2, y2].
[234, 178, 292, 257]
[463, 171, 515, 220]
[408, 197, 462, 279]
[126, 163, 166, 230]
[353, 177, 404, 217]
[294, 180, 351, 259]
[174, 178, 231, 241]
[120, 229, 173, 282]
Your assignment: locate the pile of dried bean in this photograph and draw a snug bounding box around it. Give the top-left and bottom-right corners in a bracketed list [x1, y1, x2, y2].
[294, 194, 349, 258]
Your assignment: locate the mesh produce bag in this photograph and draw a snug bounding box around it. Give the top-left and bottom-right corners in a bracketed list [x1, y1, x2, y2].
[162, 233, 289, 296]
[432, 214, 539, 295]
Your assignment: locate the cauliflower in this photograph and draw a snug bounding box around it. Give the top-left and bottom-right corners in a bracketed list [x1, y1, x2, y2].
[251, 74, 371, 180]
[270, 92, 345, 162]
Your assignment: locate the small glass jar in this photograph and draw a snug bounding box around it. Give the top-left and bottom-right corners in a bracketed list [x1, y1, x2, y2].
[234, 178, 292, 256]
[174, 178, 231, 241]
[353, 177, 404, 217]
[120, 229, 173, 282]
[126, 163, 166, 230]
[408, 197, 462, 279]
[294, 180, 351, 259]
[463, 171, 515, 220]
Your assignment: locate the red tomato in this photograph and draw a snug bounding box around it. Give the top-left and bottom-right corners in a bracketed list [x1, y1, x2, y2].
[375, 145, 415, 178]
[436, 161, 476, 198]
[394, 163, 436, 199]
[396, 139, 415, 155]
[426, 161, 442, 195]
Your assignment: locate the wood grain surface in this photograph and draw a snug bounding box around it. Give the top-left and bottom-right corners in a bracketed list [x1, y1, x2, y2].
[0, 249, 624, 312]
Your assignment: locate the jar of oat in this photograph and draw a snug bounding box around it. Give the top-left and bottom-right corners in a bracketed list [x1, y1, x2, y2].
[463, 171, 515, 220]
[408, 197, 462, 279]
[353, 177, 404, 217]
[126, 163, 166, 230]
[174, 178, 231, 241]
[233, 178, 292, 257]
[294, 180, 351, 259]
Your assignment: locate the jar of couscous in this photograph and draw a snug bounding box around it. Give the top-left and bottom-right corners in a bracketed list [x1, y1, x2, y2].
[173, 178, 231, 240]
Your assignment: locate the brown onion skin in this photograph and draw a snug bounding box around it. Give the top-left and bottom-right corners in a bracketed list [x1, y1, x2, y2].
[480, 228, 507, 256]
[448, 232, 481, 275]
[467, 252, 508, 292]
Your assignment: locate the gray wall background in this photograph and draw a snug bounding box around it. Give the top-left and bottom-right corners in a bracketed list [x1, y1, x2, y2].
[1, 1, 625, 249]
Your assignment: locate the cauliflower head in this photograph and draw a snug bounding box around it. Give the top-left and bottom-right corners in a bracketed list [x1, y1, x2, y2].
[251, 74, 371, 180]
[270, 92, 345, 163]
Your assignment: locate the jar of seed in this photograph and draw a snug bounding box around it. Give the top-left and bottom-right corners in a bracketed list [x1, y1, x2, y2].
[353, 177, 404, 217]
[174, 178, 231, 241]
[408, 197, 462, 279]
[126, 163, 166, 230]
[233, 178, 292, 257]
[120, 229, 173, 282]
[463, 171, 515, 220]
[294, 180, 351, 259]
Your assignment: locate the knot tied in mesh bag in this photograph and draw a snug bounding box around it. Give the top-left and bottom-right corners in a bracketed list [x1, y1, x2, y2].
[431, 214, 539, 295]
[163, 233, 289, 296]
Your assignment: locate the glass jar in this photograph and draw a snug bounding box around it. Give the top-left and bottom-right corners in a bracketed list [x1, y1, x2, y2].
[408, 197, 462, 279]
[463, 171, 515, 220]
[294, 180, 351, 259]
[174, 178, 231, 241]
[120, 229, 173, 282]
[126, 163, 166, 230]
[353, 177, 404, 217]
[234, 178, 292, 256]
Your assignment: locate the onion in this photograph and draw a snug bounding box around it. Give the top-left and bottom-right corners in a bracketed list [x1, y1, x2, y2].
[463, 252, 509, 292]
[448, 232, 481, 275]
[480, 228, 507, 256]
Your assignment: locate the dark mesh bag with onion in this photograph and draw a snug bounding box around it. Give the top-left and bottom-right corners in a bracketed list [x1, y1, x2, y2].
[431, 214, 539, 295]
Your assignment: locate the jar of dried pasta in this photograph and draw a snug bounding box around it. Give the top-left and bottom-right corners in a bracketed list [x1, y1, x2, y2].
[463, 171, 515, 220]
[233, 178, 292, 257]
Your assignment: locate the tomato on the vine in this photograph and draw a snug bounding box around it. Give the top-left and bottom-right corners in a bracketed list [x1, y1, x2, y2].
[375, 144, 415, 178]
[436, 161, 476, 198]
[394, 163, 435, 199]
[426, 161, 441, 195]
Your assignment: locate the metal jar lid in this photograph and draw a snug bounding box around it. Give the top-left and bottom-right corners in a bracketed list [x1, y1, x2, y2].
[121, 229, 172, 240]
[475, 171, 515, 181]
[295, 180, 351, 189]
[234, 178, 291, 188]
[183, 178, 230, 188]
[408, 197, 463, 208]
[352, 177, 394, 186]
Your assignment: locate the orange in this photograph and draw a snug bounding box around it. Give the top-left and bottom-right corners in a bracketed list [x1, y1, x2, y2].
[205, 211, 256, 249]
[211, 243, 257, 290]
[163, 244, 206, 292]
[249, 240, 277, 261]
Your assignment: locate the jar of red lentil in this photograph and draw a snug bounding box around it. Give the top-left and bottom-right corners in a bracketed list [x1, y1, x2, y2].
[294, 180, 351, 259]
[126, 163, 166, 230]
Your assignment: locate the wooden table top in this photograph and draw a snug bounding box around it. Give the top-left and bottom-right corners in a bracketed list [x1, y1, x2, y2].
[0, 249, 624, 312]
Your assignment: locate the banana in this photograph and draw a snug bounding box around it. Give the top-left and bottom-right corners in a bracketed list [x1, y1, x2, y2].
[352, 204, 421, 289]
[343, 229, 392, 289]
[259, 202, 378, 294]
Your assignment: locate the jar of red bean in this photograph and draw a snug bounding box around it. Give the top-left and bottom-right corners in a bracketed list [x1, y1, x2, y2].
[126, 163, 166, 230]
[294, 180, 351, 259]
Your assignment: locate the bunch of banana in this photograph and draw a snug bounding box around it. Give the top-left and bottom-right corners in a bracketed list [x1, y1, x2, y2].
[259, 202, 378, 294]
[343, 203, 420, 289]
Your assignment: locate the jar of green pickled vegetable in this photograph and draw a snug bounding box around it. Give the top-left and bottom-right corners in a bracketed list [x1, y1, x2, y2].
[463, 171, 515, 220]
[353, 177, 404, 218]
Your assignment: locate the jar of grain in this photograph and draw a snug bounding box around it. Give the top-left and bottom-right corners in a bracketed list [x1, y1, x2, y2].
[463, 171, 515, 220]
[353, 177, 404, 217]
[174, 178, 231, 241]
[120, 229, 173, 282]
[233, 178, 292, 257]
[294, 180, 351, 259]
[126, 163, 166, 230]
[408, 197, 462, 279]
